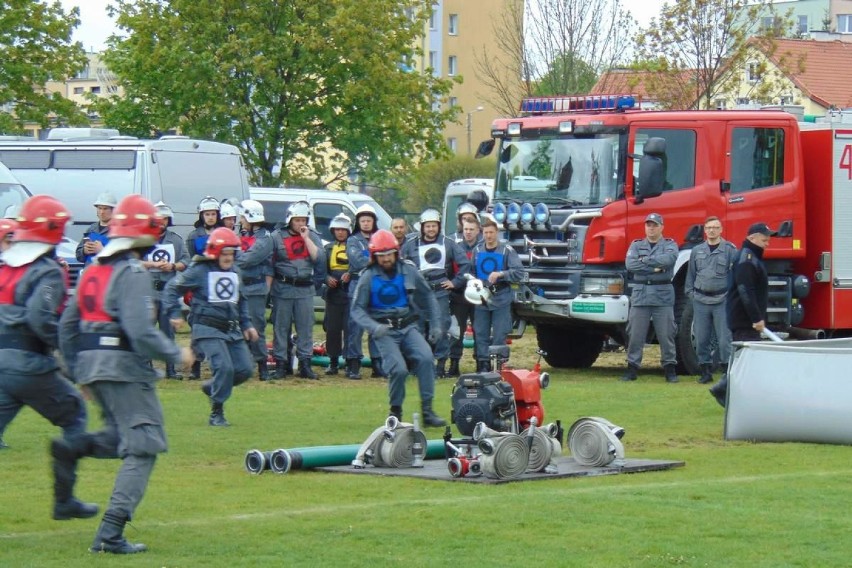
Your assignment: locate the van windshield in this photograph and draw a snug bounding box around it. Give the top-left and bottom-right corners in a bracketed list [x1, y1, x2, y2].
[0, 183, 30, 218]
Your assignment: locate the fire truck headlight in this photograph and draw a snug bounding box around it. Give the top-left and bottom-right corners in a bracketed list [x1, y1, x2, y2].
[558, 120, 573, 133]
[580, 275, 624, 295]
[534, 203, 550, 225]
[507, 122, 522, 136]
[507, 202, 521, 225]
[520, 203, 535, 225]
[493, 203, 507, 225]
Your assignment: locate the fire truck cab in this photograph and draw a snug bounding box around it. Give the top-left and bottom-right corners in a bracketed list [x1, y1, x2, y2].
[478, 95, 834, 372]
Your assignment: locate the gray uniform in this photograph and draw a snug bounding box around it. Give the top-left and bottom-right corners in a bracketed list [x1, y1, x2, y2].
[625, 237, 679, 368]
[269, 227, 325, 361]
[350, 260, 441, 410]
[60, 252, 184, 523]
[685, 239, 737, 367]
[449, 234, 482, 361]
[144, 229, 190, 375]
[345, 231, 380, 362]
[400, 234, 469, 360]
[163, 260, 254, 403]
[236, 227, 273, 362]
[469, 242, 524, 365]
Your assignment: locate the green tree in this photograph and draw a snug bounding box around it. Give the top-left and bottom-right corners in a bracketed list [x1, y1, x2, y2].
[635, 0, 793, 110]
[0, 0, 87, 133]
[92, 0, 459, 188]
[401, 155, 496, 214]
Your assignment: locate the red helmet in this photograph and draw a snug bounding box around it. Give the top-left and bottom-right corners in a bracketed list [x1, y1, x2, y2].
[15, 195, 72, 245]
[204, 227, 240, 259]
[108, 195, 162, 242]
[0, 218, 19, 238]
[368, 229, 399, 258]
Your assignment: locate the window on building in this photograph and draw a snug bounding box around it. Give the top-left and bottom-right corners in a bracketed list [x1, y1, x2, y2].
[448, 137, 458, 152]
[449, 14, 459, 35]
[736, 97, 751, 106]
[429, 10, 437, 30]
[780, 94, 794, 105]
[797, 15, 808, 34]
[746, 62, 761, 83]
[730, 128, 785, 194]
[449, 97, 458, 108]
[429, 51, 438, 72]
[714, 98, 727, 110]
[73, 87, 84, 95]
[448, 55, 457, 76]
[761, 16, 782, 32]
[838, 14, 852, 33]
[633, 129, 697, 193]
[90, 86, 101, 94]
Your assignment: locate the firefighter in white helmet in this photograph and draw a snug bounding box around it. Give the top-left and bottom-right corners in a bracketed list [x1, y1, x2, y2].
[75, 191, 117, 264]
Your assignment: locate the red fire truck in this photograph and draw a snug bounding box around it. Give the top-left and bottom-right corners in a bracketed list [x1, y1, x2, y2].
[476, 95, 852, 373]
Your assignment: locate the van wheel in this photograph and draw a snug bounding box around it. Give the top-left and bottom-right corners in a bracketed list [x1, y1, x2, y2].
[536, 325, 603, 368]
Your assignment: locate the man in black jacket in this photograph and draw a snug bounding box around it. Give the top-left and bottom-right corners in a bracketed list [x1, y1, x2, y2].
[709, 222, 774, 407]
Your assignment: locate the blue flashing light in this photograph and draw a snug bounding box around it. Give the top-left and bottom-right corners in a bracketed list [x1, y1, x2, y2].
[493, 203, 507, 224]
[506, 202, 521, 224]
[616, 96, 636, 110]
[520, 203, 535, 224]
[534, 203, 550, 224]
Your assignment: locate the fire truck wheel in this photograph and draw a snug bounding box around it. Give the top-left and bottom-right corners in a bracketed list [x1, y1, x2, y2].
[536, 325, 602, 368]
[675, 299, 719, 376]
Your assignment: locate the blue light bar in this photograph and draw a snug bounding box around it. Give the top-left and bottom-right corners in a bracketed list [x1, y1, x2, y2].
[506, 202, 521, 224]
[520, 203, 535, 224]
[492, 203, 507, 224]
[520, 94, 637, 115]
[534, 203, 550, 224]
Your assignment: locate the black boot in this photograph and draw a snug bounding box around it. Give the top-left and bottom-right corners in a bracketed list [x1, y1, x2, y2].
[371, 357, 387, 378]
[435, 358, 447, 379]
[257, 360, 270, 381]
[421, 402, 447, 427]
[664, 364, 679, 383]
[51, 436, 98, 521]
[475, 360, 489, 373]
[389, 405, 403, 420]
[298, 358, 318, 380]
[189, 360, 201, 380]
[165, 363, 183, 380]
[709, 377, 728, 408]
[209, 402, 230, 427]
[697, 363, 714, 384]
[447, 358, 460, 378]
[620, 363, 639, 382]
[346, 358, 361, 380]
[325, 358, 339, 376]
[90, 510, 147, 554]
[274, 358, 287, 379]
[201, 379, 213, 397]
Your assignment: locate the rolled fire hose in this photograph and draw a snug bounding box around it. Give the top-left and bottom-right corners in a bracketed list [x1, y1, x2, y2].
[567, 417, 625, 467]
[473, 422, 530, 480]
[352, 415, 429, 468]
[245, 440, 445, 474]
[525, 422, 562, 474]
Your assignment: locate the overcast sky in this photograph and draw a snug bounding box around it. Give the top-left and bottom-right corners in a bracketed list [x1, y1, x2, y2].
[60, 0, 669, 52]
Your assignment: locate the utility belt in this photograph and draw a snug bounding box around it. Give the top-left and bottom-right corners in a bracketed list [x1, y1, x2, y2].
[79, 333, 131, 351]
[380, 314, 419, 330]
[0, 333, 48, 354]
[637, 278, 671, 286]
[278, 276, 313, 287]
[694, 287, 726, 297]
[196, 316, 241, 333]
[242, 276, 265, 286]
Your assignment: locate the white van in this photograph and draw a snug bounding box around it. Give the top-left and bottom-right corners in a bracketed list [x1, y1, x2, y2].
[441, 178, 494, 234]
[0, 128, 252, 242]
[0, 160, 31, 219]
[249, 187, 392, 242]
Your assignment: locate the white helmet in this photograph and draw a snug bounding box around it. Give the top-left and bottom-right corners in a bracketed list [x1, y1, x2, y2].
[329, 213, 352, 233]
[420, 208, 441, 235]
[240, 199, 265, 223]
[93, 191, 118, 208]
[457, 202, 479, 219]
[464, 278, 492, 306]
[219, 202, 238, 219]
[286, 200, 311, 225]
[354, 204, 377, 222]
[154, 201, 174, 226]
[197, 196, 220, 213]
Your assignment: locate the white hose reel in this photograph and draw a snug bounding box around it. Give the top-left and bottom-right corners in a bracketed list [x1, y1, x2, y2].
[352, 415, 427, 469]
[567, 416, 626, 467]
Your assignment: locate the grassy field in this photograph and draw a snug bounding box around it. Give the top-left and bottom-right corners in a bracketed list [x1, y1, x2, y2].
[1, 327, 850, 567]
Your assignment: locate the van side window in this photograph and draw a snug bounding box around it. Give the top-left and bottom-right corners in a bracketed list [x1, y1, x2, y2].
[313, 203, 349, 242]
[634, 129, 697, 192]
[730, 127, 785, 193]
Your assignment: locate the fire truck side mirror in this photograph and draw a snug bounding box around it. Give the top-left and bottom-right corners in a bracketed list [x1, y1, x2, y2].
[635, 137, 667, 203]
[476, 139, 495, 159]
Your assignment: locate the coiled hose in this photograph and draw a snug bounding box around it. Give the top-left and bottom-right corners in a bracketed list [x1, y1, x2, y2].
[567, 417, 625, 467]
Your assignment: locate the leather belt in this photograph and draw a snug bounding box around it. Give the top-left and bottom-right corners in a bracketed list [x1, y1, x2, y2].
[196, 316, 241, 332]
[0, 333, 48, 354]
[242, 276, 264, 286]
[639, 279, 670, 286]
[79, 333, 131, 351]
[695, 288, 726, 297]
[380, 314, 419, 330]
[278, 276, 313, 287]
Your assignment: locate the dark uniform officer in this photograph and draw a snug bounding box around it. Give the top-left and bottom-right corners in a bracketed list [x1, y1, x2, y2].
[235, 199, 274, 380]
[164, 227, 257, 426]
[141, 201, 190, 379]
[75, 191, 116, 264]
[322, 213, 353, 376]
[0, 196, 98, 521]
[622, 213, 679, 383]
[60, 195, 194, 554]
[345, 204, 383, 379]
[400, 208, 469, 378]
[351, 230, 446, 426]
[709, 223, 774, 407]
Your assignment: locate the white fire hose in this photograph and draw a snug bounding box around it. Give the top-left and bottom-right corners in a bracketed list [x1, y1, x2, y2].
[567, 416, 626, 467]
[473, 422, 530, 480]
[525, 422, 562, 474]
[352, 415, 427, 469]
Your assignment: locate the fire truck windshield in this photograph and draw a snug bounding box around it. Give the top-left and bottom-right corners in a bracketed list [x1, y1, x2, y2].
[494, 134, 622, 206]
